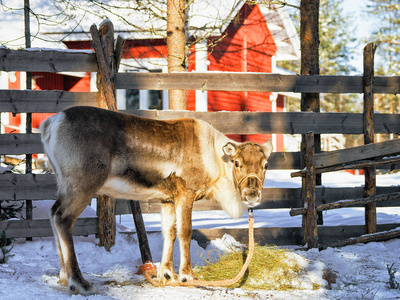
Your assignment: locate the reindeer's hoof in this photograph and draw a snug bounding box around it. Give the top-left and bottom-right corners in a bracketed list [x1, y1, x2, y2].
[179, 273, 194, 283]
[68, 279, 96, 295]
[159, 267, 177, 285]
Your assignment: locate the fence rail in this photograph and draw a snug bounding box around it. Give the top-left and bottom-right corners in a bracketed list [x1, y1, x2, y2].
[2, 111, 400, 153]
[0, 90, 98, 113]
[115, 73, 400, 94]
[0, 48, 97, 72]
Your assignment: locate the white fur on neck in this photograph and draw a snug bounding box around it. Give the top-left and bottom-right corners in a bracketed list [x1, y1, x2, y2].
[211, 178, 245, 219]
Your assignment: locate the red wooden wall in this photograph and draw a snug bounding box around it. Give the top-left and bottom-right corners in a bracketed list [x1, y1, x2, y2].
[188, 4, 277, 144]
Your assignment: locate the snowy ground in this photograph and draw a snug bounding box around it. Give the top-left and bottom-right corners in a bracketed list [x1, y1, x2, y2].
[2, 170, 400, 299]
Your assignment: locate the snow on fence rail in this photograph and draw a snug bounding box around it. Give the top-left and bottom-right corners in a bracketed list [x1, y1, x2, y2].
[1, 47, 400, 246]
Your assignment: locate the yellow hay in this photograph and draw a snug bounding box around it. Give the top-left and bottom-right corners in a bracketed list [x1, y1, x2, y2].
[194, 245, 309, 291]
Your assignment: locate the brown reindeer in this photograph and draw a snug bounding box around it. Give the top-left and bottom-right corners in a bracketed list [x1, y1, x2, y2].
[40, 106, 273, 295]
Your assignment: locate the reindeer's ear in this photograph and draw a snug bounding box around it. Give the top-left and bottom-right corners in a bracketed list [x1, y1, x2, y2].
[223, 142, 238, 158]
[262, 139, 273, 157]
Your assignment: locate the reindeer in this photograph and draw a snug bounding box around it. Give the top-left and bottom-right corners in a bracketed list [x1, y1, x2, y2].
[40, 106, 273, 295]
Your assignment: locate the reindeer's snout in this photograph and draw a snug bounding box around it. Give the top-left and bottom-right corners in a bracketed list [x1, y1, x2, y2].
[241, 188, 262, 207]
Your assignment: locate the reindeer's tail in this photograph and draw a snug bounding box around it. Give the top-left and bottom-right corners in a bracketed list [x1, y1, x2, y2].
[39, 113, 66, 175]
[39, 117, 52, 146]
[39, 113, 65, 147]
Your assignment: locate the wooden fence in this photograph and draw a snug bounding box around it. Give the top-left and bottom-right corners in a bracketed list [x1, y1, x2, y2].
[1, 45, 400, 247]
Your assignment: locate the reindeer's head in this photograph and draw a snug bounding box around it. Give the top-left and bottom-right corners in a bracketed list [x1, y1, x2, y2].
[223, 139, 273, 207]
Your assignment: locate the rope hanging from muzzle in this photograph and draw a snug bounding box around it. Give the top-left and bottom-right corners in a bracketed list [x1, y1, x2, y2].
[144, 208, 255, 287]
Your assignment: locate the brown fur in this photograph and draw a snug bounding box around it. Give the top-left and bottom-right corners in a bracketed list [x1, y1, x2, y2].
[40, 106, 273, 294]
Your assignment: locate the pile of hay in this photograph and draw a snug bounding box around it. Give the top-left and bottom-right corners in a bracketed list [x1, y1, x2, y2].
[194, 245, 322, 291]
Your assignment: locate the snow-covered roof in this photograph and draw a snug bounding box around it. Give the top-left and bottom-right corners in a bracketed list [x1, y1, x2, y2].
[0, 0, 299, 60]
[260, 4, 300, 61]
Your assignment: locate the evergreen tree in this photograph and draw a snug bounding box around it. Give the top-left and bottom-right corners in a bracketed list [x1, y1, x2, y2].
[366, 0, 400, 115]
[281, 0, 359, 113]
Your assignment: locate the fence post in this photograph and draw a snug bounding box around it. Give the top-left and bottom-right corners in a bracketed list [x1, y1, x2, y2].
[24, 0, 33, 241]
[90, 21, 118, 251]
[363, 43, 378, 234]
[300, 0, 321, 241]
[304, 131, 318, 249]
[91, 21, 153, 262]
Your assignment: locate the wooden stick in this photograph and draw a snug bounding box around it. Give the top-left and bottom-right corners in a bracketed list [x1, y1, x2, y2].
[130, 200, 153, 264]
[290, 191, 400, 216]
[319, 229, 400, 250]
[291, 155, 400, 177]
[115, 35, 125, 71]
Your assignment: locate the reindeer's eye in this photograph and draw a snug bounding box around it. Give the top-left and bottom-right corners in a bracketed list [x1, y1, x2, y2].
[264, 162, 269, 170]
[234, 160, 240, 168]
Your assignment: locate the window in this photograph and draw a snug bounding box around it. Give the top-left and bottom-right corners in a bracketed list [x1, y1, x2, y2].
[148, 90, 163, 110]
[122, 69, 164, 110]
[124, 89, 163, 110]
[126, 89, 140, 110]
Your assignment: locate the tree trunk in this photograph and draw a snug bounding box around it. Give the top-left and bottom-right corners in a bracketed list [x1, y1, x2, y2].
[167, 0, 187, 110]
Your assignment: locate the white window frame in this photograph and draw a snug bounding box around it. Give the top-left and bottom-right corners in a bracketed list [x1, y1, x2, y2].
[116, 58, 168, 111]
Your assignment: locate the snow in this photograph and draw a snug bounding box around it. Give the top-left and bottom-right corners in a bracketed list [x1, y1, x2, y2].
[2, 170, 400, 299]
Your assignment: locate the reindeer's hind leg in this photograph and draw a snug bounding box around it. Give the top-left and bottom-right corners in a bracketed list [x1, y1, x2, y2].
[50, 190, 96, 295]
[49, 199, 68, 286]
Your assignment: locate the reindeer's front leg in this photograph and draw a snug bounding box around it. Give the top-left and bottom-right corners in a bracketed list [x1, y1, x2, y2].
[160, 201, 177, 284]
[175, 198, 195, 282]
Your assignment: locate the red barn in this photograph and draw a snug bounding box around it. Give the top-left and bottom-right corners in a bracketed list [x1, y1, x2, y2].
[1, 2, 300, 151]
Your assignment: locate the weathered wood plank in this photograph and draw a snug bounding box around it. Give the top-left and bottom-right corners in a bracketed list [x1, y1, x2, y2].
[0, 217, 98, 238]
[0, 90, 98, 113]
[120, 223, 400, 247]
[1, 173, 399, 208]
[320, 227, 400, 250]
[3, 217, 399, 246]
[0, 173, 57, 200]
[314, 138, 400, 169]
[292, 155, 400, 177]
[5, 112, 400, 157]
[115, 186, 400, 214]
[190, 226, 303, 247]
[374, 76, 400, 94]
[0, 133, 43, 155]
[125, 110, 400, 135]
[317, 223, 400, 248]
[2, 111, 400, 140]
[1, 134, 300, 168]
[0, 48, 97, 72]
[291, 192, 400, 216]
[115, 72, 400, 94]
[115, 73, 364, 93]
